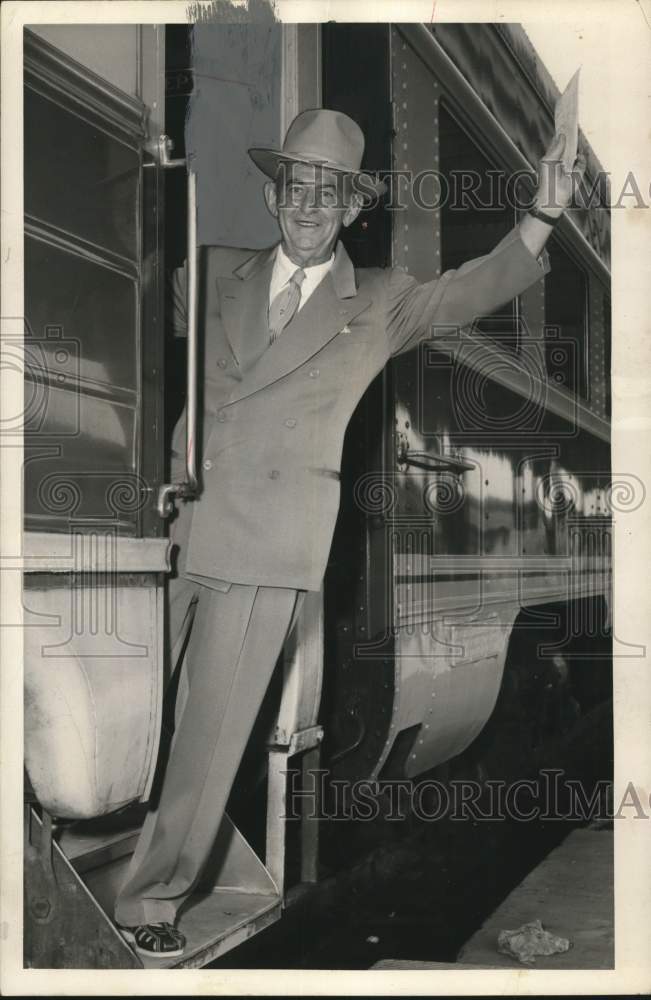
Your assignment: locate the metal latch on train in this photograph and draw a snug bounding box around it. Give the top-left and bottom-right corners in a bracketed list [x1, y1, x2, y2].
[396, 436, 476, 474]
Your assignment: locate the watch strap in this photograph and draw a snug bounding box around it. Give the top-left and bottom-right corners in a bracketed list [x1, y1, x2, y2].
[529, 205, 562, 226]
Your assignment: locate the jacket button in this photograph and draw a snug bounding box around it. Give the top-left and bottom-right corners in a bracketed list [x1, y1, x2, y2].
[217, 358, 228, 369]
[284, 417, 297, 428]
[269, 469, 280, 480]
[309, 368, 320, 378]
[203, 459, 213, 471]
[217, 410, 227, 422]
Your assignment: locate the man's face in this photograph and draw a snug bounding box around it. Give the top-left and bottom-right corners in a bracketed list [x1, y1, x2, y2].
[264, 162, 362, 267]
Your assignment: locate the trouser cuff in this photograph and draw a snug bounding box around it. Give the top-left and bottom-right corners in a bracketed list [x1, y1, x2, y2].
[115, 896, 177, 928]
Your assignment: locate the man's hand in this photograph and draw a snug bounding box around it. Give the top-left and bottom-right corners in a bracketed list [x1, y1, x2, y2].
[534, 132, 587, 219]
[519, 132, 587, 259]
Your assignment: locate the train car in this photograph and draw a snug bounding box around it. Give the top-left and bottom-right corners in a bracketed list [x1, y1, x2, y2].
[321, 22, 612, 789]
[22, 19, 612, 969]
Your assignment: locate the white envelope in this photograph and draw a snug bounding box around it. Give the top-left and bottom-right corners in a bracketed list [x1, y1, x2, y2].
[555, 68, 580, 172]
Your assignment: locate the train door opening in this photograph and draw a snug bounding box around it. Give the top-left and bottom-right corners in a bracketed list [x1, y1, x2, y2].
[22, 22, 299, 969]
[22, 24, 172, 969]
[24, 18, 340, 969]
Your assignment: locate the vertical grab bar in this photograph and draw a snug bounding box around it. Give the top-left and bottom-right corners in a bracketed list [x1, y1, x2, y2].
[153, 135, 201, 518]
[184, 166, 199, 497]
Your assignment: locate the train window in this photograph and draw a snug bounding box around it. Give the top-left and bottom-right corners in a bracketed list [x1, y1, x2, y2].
[603, 294, 611, 418]
[23, 235, 141, 530]
[438, 101, 520, 350]
[322, 23, 392, 268]
[23, 36, 153, 535]
[24, 88, 139, 261]
[543, 237, 588, 399]
[25, 240, 137, 390]
[24, 395, 137, 527]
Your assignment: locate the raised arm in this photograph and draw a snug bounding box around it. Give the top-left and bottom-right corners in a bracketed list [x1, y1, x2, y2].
[519, 133, 585, 256]
[387, 132, 586, 357]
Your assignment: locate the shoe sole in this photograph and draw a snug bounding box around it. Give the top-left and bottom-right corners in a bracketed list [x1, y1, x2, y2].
[119, 926, 185, 959]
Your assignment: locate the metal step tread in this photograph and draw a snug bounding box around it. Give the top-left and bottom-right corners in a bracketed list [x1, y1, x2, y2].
[28, 805, 283, 969]
[133, 890, 282, 969]
[57, 821, 142, 872]
[79, 814, 282, 969]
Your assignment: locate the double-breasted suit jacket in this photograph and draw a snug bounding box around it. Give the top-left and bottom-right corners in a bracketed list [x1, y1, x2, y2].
[169, 224, 549, 592]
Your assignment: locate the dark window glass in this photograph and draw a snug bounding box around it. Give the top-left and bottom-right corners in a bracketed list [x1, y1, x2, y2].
[23, 239, 139, 529]
[25, 238, 138, 391]
[603, 294, 611, 419]
[322, 23, 392, 268]
[24, 88, 139, 259]
[544, 237, 588, 398]
[24, 389, 137, 529]
[24, 57, 145, 533]
[439, 102, 520, 349]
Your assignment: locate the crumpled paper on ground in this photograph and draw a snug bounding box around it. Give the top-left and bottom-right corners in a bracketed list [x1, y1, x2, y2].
[497, 919, 571, 965]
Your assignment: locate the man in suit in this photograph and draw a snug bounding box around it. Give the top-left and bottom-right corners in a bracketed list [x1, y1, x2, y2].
[115, 109, 583, 956]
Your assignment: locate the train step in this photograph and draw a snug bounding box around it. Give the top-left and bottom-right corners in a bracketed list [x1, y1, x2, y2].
[24, 806, 281, 969]
[372, 827, 613, 970]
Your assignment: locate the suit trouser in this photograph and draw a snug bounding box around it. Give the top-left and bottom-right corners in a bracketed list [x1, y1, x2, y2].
[113, 573, 302, 927]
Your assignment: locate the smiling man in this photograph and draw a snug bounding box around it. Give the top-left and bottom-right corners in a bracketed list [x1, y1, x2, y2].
[114, 108, 583, 957]
[267, 162, 358, 264]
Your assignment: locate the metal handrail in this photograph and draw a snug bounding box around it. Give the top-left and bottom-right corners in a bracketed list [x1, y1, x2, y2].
[154, 135, 200, 518]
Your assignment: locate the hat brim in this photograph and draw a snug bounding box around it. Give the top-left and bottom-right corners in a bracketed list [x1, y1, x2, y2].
[248, 147, 387, 196]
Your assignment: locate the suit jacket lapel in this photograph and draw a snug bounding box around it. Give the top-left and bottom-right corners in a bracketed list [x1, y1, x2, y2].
[225, 241, 371, 406]
[217, 246, 276, 369]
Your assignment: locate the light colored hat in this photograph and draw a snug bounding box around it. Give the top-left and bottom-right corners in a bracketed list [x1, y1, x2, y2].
[248, 108, 386, 195]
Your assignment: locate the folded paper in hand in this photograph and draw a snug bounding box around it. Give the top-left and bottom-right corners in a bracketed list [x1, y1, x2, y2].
[555, 69, 580, 172]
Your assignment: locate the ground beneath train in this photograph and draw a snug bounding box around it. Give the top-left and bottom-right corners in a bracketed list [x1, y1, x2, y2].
[211, 699, 612, 969]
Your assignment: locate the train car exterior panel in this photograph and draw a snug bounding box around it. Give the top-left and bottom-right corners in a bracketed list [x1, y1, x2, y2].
[23, 28, 168, 820]
[323, 24, 611, 784]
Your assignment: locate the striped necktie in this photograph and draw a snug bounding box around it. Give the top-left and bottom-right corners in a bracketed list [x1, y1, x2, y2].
[268, 267, 306, 343]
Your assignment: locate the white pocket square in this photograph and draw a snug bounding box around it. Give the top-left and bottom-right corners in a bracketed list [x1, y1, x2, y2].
[340, 324, 352, 334]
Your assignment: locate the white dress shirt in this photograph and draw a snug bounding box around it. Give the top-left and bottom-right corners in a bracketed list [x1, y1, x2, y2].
[269, 243, 335, 315]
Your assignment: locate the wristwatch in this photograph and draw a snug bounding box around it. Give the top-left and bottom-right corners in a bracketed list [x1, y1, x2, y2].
[529, 205, 562, 226]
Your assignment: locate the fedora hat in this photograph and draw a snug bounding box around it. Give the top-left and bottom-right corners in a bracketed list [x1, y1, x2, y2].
[248, 108, 386, 196]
